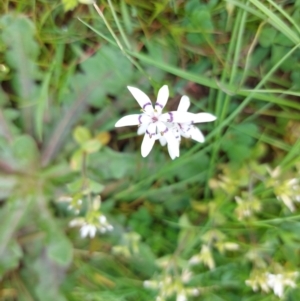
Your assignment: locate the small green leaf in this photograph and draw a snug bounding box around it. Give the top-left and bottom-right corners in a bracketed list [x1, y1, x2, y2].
[70, 149, 83, 171]
[62, 0, 78, 11]
[73, 126, 91, 145]
[82, 139, 101, 153]
[88, 179, 104, 194]
[67, 178, 85, 194]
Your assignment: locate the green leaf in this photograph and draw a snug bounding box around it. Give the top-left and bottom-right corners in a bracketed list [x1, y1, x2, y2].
[271, 45, 297, 72]
[70, 149, 83, 171]
[73, 126, 91, 145]
[35, 70, 52, 141]
[221, 123, 258, 164]
[12, 135, 39, 168]
[82, 139, 102, 153]
[88, 179, 104, 194]
[0, 240, 22, 279]
[71, 46, 133, 107]
[0, 14, 40, 132]
[37, 207, 73, 267]
[47, 233, 73, 266]
[89, 147, 135, 180]
[0, 197, 31, 258]
[33, 253, 68, 301]
[62, 0, 78, 11]
[67, 178, 85, 194]
[258, 26, 277, 48]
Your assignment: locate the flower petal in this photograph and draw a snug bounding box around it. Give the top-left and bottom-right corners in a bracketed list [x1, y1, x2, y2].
[89, 225, 97, 238]
[80, 225, 89, 238]
[177, 95, 190, 112]
[156, 121, 168, 135]
[137, 122, 149, 135]
[141, 133, 156, 157]
[115, 114, 141, 127]
[155, 85, 169, 112]
[127, 86, 153, 112]
[159, 135, 167, 146]
[161, 111, 195, 123]
[190, 127, 205, 143]
[193, 113, 217, 123]
[166, 132, 179, 159]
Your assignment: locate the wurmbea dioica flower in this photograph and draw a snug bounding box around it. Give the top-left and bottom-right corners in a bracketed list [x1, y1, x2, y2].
[115, 85, 216, 159]
[158, 95, 217, 147]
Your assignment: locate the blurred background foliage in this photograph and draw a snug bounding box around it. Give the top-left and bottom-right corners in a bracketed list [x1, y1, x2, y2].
[0, 0, 300, 300]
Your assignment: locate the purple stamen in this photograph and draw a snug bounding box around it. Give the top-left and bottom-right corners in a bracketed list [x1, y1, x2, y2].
[143, 102, 152, 110]
[167, 112, 173, 122]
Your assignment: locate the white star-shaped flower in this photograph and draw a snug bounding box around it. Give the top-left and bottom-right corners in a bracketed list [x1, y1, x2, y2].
[158, 95, 216, 153]
[69, 215, 113, 238]
[115, 85, 195, 159]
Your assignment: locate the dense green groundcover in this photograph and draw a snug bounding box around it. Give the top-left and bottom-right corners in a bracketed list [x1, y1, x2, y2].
[0, 0, 300, 300]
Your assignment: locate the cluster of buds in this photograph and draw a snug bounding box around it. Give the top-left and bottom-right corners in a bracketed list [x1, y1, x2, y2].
[61, 194, 113, 238]
[246, 268, 298, 298]
[144, 269, 200, 301]
[267, 167, 300, 212]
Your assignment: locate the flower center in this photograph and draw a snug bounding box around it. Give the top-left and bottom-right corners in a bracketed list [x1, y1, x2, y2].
[152, 116, 158, 122]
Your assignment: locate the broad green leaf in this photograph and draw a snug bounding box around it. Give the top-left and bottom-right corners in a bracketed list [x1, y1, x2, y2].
[88, 179, 104, 194]
[33, 253, 68, 301]
[0, 14, 40, 132]
[35, 70, 51, 141]
[258, 26, 277, 48]
[37, 207, 73, 266]
[0, 197, 31, 258]
[47, 234, 73, 266]
[12, 135, 39, 168]
[0, 240, 22, 279]
[71, 46, 133, 107]
[89, 147, 135, 180]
